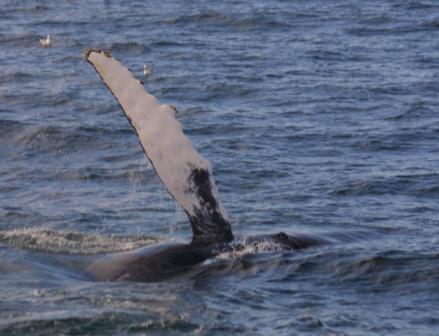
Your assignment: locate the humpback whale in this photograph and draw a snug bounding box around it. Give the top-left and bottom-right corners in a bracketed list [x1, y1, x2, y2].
[84, 50, 324, 282]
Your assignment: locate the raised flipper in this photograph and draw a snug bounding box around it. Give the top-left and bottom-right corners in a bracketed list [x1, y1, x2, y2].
[85, 50, 233, 245]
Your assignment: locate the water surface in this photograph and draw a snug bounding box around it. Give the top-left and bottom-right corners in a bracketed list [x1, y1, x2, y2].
[1, 0, 439, 335]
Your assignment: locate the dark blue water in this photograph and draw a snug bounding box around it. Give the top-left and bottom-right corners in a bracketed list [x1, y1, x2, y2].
[1, 0, 439, 334]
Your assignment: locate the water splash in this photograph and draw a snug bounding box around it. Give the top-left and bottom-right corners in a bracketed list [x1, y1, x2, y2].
[215, 236, 285, 260]
[0, 228, 157, 255]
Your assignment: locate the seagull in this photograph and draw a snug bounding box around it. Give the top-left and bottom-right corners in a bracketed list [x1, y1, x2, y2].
[40, 35, 52, 47]
[143, 64, 152, 76]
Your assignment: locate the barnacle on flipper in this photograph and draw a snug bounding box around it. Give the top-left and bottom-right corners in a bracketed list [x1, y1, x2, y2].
[83, 48, 112, 59]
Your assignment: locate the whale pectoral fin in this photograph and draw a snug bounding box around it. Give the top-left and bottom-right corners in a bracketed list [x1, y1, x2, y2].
[86, 49, 233, 245]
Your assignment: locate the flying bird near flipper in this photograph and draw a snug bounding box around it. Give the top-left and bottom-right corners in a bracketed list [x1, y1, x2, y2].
[84, 49, 324, 282]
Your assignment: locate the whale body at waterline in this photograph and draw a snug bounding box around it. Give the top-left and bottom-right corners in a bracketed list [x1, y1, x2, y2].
[86, 233, 325, 282]
[85, 50, 325, 282]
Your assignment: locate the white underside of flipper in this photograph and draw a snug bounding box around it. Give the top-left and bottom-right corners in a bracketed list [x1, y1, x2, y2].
[86, 50, 232, 244]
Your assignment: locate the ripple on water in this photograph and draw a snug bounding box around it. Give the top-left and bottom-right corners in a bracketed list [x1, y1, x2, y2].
[1, 0, 439, 335]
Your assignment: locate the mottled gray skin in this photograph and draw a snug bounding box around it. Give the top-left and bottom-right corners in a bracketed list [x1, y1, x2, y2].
[87, 232, 324, 282]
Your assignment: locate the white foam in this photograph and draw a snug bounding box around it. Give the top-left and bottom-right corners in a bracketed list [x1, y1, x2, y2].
[215, 237, 285, 260]
[0, 228, 157, 255]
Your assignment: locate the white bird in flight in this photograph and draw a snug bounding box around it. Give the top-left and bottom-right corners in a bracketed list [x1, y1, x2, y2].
[40, 35, 52, 47]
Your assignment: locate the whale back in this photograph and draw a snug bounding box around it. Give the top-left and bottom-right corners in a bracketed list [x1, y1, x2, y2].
[86, 50, 233, 245]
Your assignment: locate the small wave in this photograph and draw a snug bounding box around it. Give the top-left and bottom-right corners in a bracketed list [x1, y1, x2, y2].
[346, 22, 439, 37]
[330, 250, 439, 286]
[1, 4, 47, 15]
[0, 71, 34, 84]
[0, 119, 27, 139]
[422, 19, 439, 30]
[351, 130, 437, 152]
[331, 173, 439, 197]
[0, 228, 157, 255]
[383, 101, 434, 121]
[11, 124, 123, 154]
[166, 10, 291, 31]
[358, 15, 394, 25]
[149, 40, 185, 48]
[200, 82, 253, 101]
[393, 1, 439, 10]
[57, 166, 149, 182]
[108, 42, 147, 54]
[0, 33, 46, 48]
[13, 125, 82, 154]
[166, 11, 232, 25]
[0, 309, 200, 335]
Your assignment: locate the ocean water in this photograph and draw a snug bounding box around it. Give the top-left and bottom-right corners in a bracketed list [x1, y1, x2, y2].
[1, 0, 439, 334]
